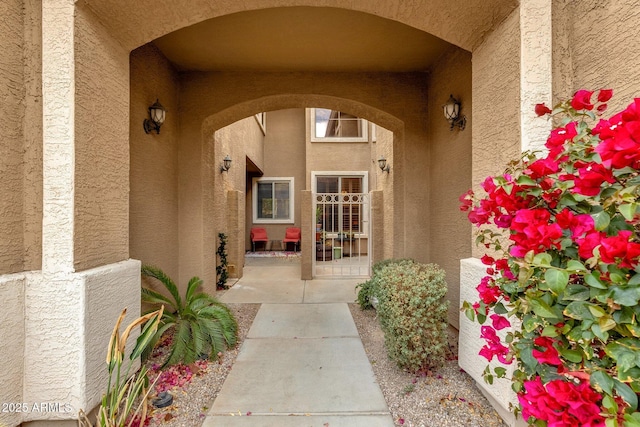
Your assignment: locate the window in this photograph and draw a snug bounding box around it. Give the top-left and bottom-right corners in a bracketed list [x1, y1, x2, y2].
[252, 177, 294, 223]
[311, 108, 368, 142]
[313, 172, 368, 235]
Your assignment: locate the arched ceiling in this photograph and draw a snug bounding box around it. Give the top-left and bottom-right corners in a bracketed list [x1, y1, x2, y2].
[152, 7, 453, 72]
[80, 0, 518, 53]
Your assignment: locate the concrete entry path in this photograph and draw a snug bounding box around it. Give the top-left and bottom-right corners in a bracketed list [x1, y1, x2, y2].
[204, 257, 394, 426]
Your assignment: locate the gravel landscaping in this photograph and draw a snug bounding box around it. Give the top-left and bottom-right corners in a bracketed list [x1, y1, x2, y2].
[143, 301, 506, 427]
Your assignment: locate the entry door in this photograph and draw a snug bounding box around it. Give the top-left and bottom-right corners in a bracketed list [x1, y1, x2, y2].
[313, 190, 371, 278]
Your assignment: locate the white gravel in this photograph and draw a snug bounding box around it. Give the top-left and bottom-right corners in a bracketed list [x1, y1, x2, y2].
[145, 302, 506, 427]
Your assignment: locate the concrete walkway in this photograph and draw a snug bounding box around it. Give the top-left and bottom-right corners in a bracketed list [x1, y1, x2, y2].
[202, 257, 394, 427]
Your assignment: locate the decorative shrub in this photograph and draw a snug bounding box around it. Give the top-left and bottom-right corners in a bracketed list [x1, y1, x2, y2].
[375, 259, 449, 373]
[461, 89, 640, 426]
[141, 265, 238, 366]
[356, 258, 415, 310]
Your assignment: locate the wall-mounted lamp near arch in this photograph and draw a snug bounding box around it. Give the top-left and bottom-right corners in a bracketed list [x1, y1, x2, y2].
[443, 94, 466, 131]
[220, 155, 232, 173]
[143, 99, 166, 134]
[378, 156, 390, 173]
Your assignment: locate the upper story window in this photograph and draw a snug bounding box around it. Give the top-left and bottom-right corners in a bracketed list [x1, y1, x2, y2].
[252, 177, 294, 224]
[311, 108, 369, 142]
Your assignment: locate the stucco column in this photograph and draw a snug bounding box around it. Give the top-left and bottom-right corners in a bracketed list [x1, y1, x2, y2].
[520, 0, 553, 152]
[301, 190, 312, 280]
[460, 3, 551, 426]
[42, 0, 75, 276]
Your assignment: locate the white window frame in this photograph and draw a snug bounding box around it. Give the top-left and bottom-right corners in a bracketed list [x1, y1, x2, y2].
[310, 108, 369, 142]
[252, 177, 295, 224]
[312, 171, 369, 237]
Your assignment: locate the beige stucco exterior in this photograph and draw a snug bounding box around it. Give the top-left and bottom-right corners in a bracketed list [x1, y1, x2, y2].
[3, 0, 640, 425]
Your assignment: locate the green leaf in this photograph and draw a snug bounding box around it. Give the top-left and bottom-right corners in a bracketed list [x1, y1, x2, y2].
[592, 211, 611, 231]
[516, 175, 537, 186]
[585, 272, 608, 289]
[533, 253, 553, 267]
[545, 269, 569, 294]
[614, 379, 638, 410]
[564, 301, 594, 320]
[612, 286, 640, 306]
[566, 260, 587, 271]
[619, 203, 638, 221]
[628, 274, 640, 286]
[591, 370, 614, 395]
[493, 302, 508, 315]
[530, 298, 560, 319]
[562, 284, 590, 301]
[558, 348, 583, 363]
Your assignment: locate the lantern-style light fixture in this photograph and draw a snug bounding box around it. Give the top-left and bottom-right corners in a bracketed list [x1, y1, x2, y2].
[143, 99, 166, 134]
[443, 94, 466, 131]
[377, 155, 390, 173]
[220, 155, 232, 173]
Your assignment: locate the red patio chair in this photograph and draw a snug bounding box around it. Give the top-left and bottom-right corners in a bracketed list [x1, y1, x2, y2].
[250, 227, 268, 252]
[283, 227, 301, 251]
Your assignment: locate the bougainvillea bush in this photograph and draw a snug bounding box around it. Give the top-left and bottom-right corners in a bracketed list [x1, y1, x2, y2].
[461, 89, 640, 426]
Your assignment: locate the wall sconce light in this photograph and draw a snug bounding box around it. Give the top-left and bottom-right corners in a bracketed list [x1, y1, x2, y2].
[143, 99, 166, 134]
[220, 155, 232, 173]
[378, 156, 390, 173]
[443, 94, 466, 131]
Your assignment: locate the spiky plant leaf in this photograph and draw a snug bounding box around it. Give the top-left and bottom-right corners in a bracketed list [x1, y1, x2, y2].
[185, 276, 203, 305]
[141, 288, 176, 310]
[141, 265, 182, 310]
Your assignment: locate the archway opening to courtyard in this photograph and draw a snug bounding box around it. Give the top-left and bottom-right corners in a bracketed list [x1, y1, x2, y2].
[129, 5, 473, 326]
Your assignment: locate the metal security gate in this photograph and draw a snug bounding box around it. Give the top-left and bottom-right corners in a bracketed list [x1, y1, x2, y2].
[313, 192, 371, 277]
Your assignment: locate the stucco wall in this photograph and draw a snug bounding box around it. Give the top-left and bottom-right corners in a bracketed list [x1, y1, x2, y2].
[0, 274, 25, 427]
[553, 0, 640, 108]
[74, 5, 130, 271]
[427, 46, 473, 328]
[0, 0, 26, 274]
[248, 109, 306, 250]
[129, 44, 180, 283]
[470, 7, 521, 259]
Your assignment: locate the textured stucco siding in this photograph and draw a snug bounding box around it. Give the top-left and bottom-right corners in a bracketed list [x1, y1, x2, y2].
[22, 261, 140, 423]
[459, 258, 525, 427]
[470, 7, 521, 259]
[73, 6, 131, 271]
[129, 44, 181, 283]
[554, 0, 640, 108]
[0, 275, 25, 427]
[0, 0, 25, 274]
[427, 47, 473, 329]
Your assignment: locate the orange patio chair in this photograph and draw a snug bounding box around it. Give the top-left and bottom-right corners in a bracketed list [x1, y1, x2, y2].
[250, 227, 268, 252]
[283, 227, 301, 251]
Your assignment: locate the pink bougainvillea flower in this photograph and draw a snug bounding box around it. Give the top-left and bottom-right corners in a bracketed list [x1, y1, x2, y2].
[481, 254, 495, 265]
[532, 337, 563, 366]
[459, 189, 474, 212]
[570, 162, 616, 196]
[479, 326, 510, 364]
[571, 89, 594, 110]
[599, 230, 640, 268]
[576, 230, 605, 260]
[555, 208, 594, 241]
[518, 377, 605, 426]
[509, 209, 563, 257]
[525, 156, 560, 180]
[545, 122, 578, 157]
[593, 99, 640, 169]
[535, 103, 553, 116]
[597, 88, 613, 102]
[490, 313, 511, 330]
[476, 276, 502, 305]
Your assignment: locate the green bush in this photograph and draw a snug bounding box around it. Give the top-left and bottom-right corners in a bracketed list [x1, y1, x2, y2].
[375, 260, 449, 373]
[356, 258, 414, 310]
[141, 265, 238, 366]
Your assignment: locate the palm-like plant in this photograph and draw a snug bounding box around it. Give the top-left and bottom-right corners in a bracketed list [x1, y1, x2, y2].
[141, 265, 238, 366]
